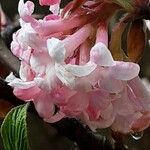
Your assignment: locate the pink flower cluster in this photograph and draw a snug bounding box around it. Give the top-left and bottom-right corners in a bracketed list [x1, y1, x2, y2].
[6, 0, 150, 134]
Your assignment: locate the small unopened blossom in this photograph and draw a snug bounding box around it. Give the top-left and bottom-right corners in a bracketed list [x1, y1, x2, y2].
[39, 0, 60, 6]
[0, 4, 7, 31]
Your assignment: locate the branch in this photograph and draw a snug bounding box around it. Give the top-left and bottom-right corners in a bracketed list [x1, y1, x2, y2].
[0, 36, 20, 75]
[52, 118, 113, 150]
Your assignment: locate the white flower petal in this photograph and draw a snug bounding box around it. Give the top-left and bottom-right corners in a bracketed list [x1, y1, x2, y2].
[18, 0, 34, 20]
[8, 78, 35, 89]
[47, 38, 66, 63]
[65, 63, 96, 77]
[34, 66, 60, 91]
[55, 63, 75, 87]
[49, 3, 60, 15]
[90, 42, 115, 66]
[5, 72, 16, 82]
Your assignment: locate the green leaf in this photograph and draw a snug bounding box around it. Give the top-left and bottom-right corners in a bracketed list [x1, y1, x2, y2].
[1, 104, 29, 150]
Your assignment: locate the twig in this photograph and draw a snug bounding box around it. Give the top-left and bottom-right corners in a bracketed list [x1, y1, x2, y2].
[0, 36, 20, 75]
[111, 131, 127, 150]
[52, 118, 113, 150]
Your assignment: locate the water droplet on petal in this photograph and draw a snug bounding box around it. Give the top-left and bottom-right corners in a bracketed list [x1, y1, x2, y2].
[131, 131, 144, 140]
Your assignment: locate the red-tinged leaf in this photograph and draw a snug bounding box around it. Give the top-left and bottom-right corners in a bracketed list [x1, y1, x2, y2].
[97, 3, 119, 21]
[127, 20, 146, 62]
[109, 20, 128, 61]
[70, 0, 86, 13]
[111, 0, 133, 12]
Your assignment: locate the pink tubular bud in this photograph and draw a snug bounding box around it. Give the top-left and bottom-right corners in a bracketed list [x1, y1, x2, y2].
[39, 0, 60, 6]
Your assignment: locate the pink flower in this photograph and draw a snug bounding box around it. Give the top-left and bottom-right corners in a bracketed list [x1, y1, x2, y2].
[44, 41, 140, 131]
[6, 0, 150, 134]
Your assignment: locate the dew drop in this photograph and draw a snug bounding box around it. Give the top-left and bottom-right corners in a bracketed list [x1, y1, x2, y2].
[131, 131, 144, 140]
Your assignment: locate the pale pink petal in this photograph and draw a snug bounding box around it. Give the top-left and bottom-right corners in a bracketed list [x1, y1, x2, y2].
[112, 87, 135, 116]
[33, 92, 55, 119]
[128, 77, 150, 98]
[111, 85, 150, 133]
[17, 22, 47, 53]
[87, 117, 115, 131]
[87, 90, 110, 120]
[11, 31, 23, 58]
[60, 92, 89, 116]
[19, 61, 35, 81]
[111, 112, 143, 134]
[44, 112, 65, 123]
[127, 86, 150, 112]
[22, 28, 47, 52]
[131, 112, 150, 132]
[79, 39, 91, 65]
[99, 78, 124, 93]
[53, 86, 76, 105]
[12, 22, 40, 54]
[13, 85, 41, 101]
[108, 61, 140, 80]
[21, 48, 32, 63]
[84, 110, 115, 130]
[100, 103, 114, 120]
[90, 42, 115, 66]
[98, 68, 124, 93]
